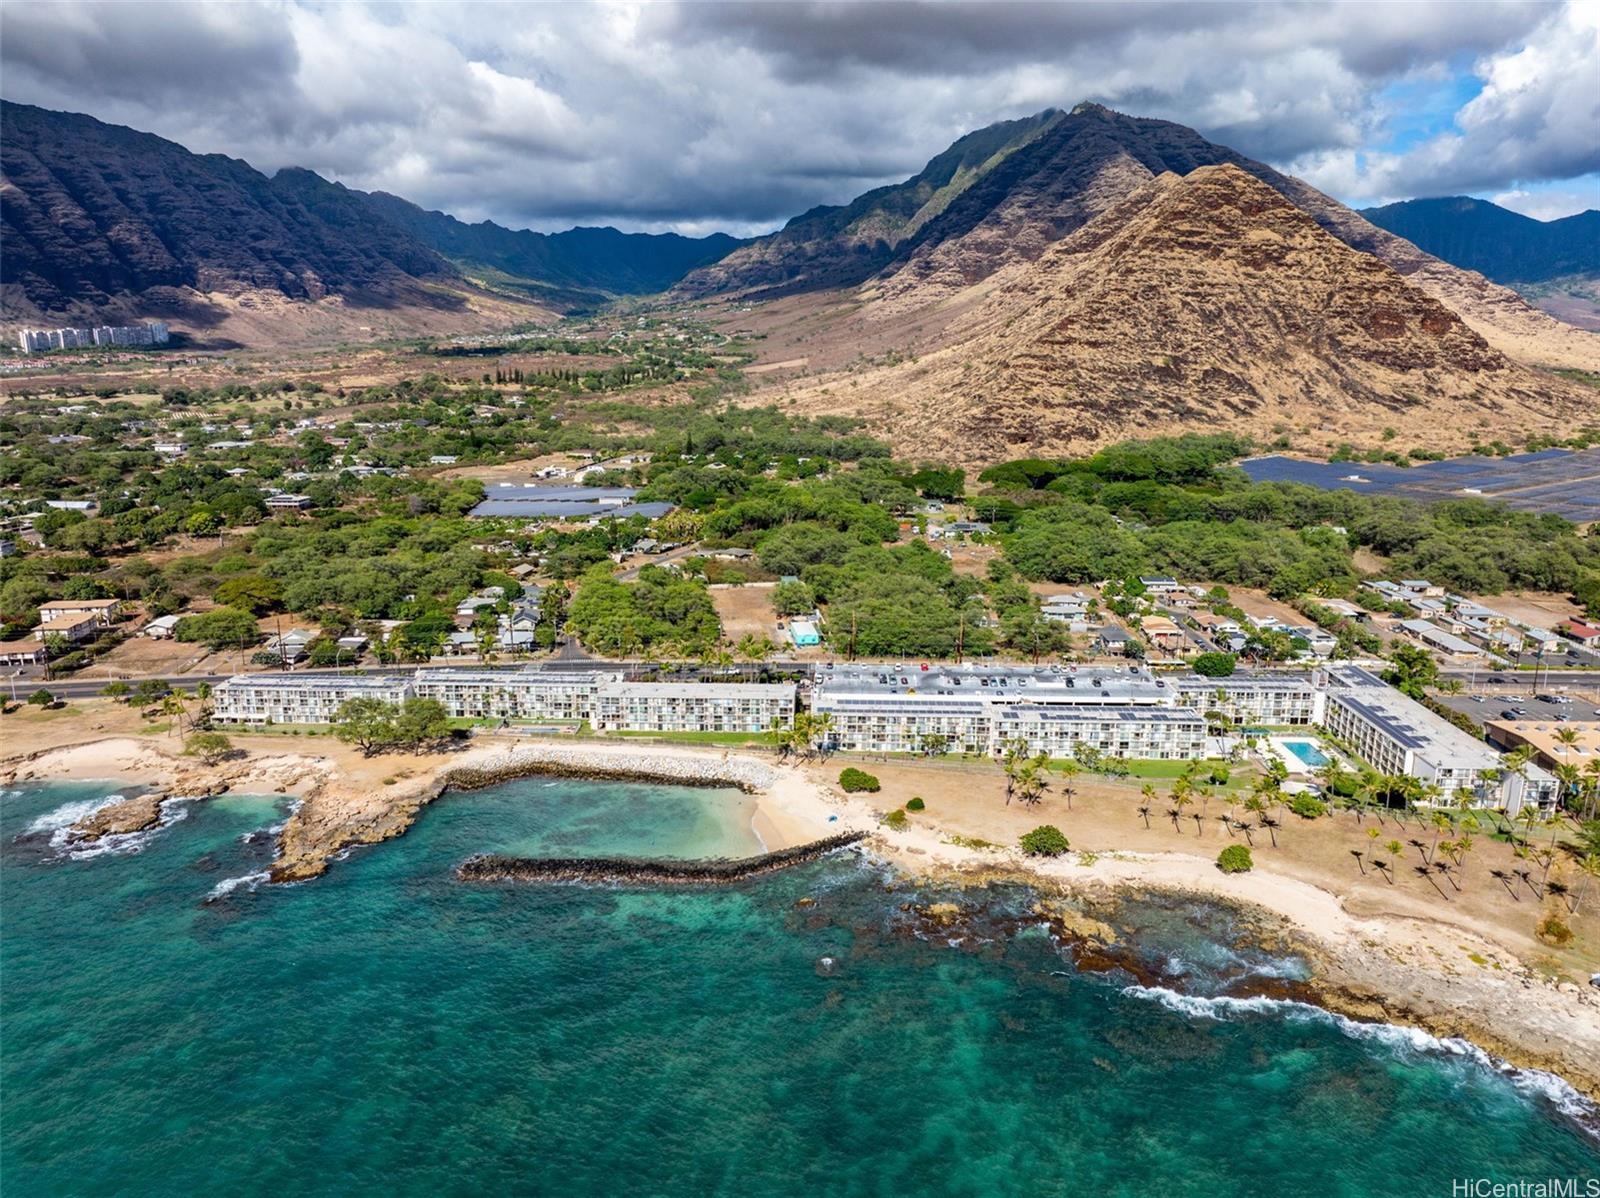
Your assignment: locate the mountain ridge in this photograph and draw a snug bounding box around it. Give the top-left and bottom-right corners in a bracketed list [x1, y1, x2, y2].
[677, 103, 1598, 372]
[0, 100, 744, 337]
[1360, 196, 1600, 284]
[759, 163, 1590, 464]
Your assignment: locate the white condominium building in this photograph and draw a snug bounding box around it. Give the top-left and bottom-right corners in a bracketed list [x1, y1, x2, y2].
[210, 674, 412, 725]
[208, 668, 799, 734]
[811, 663, 1192, 758]
[410, 668, 615, 721]
[1171, 674, 1321, 726]
[996, 706, 1206, 760]
[591, 681, 796, 734]
[815, 694, 994, 755]
[1318, 665, 1552, 812]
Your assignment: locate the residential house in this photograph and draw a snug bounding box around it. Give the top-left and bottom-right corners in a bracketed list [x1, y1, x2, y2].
[142, 615, 182, 639]
[38, 598, 122, 626]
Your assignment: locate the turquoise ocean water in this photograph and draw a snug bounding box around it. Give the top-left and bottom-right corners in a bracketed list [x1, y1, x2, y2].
[3, 776, 1597, 1195]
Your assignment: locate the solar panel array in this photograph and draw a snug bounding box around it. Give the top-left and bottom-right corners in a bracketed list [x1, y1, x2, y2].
[1238, 448, 1600, 522]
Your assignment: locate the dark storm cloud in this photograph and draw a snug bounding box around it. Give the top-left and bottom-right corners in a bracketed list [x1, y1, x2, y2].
[0, 0, 1593, 234]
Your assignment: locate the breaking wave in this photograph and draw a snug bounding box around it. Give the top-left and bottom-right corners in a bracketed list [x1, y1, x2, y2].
[205, 870, 272, 903]
[1121, 983, 1597, 1131]
[23, 793, 198, 860]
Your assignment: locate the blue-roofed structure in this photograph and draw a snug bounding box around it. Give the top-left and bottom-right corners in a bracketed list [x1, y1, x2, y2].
[467, 484, 675, 522]
[1237, 448, 1600, 522]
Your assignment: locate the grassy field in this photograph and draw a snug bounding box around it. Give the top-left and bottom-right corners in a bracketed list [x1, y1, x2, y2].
[613, 729, 770, 745]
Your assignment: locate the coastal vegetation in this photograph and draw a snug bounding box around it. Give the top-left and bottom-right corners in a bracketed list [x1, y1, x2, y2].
[839, 768, 881, 793]
[332, 697, 453, 756]
[1019, 825, 1070, 856]
[1217, 844, 1254, 873]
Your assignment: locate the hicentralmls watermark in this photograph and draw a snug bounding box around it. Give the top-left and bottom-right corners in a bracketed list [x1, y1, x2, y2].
[1453, 1181, 1600, 1198]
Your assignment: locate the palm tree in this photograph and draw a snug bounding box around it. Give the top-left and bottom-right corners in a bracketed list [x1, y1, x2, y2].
[160, 692, 188, 738]
[1572, 853, 1600, 916]
[1017, 755, 1052, 808]
[1057, 759, 1079, 811]
[1170, 779, 1193, 832]
[1384, 839, 1404, 883]
[1581, 760, 1600, 821]
[810, 713, 834, 760]
[1427, 810, 1452, 865]
[1242, 795, 1267, 845]
[1138, 783, 1155, 829]
[1001, 738, 1028, 806]
[1553, 764, 1581, 819]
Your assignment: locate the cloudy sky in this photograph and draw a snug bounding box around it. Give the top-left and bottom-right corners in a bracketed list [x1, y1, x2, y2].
[3, 0, 1596, 235]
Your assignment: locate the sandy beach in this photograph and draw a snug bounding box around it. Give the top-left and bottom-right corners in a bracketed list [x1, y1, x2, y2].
[5, 721, 1598, 1101]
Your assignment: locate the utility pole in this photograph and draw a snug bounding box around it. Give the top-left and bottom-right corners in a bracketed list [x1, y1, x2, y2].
[957, 612, 965, 665]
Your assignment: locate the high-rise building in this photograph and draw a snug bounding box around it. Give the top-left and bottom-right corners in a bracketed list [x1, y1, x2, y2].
[16, 322, 171, 353]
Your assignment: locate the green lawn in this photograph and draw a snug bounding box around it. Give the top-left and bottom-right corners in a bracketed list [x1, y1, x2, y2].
[613, 730, 770, 745]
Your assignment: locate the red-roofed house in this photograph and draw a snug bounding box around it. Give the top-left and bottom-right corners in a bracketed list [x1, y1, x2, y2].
[1557, 620, 1600, 647]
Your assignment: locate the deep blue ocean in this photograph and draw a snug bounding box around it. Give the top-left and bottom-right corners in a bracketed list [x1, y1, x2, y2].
[3, 776, 1596, 1196]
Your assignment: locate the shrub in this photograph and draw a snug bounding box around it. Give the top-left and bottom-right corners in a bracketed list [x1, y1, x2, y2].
[1019, 825, 1070, 857]
[1217, 845, 1254, 874]
[1208, 766, 1231, 786]
[905, 797, 925, 811]
[1536, 914, 1573, 946]
[839, 768, 880, 793]
[1288, 794, 1328, 819]
[882, 809, 909, 831]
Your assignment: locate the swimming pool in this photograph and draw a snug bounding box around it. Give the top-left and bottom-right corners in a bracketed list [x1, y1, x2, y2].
[1281, 740, 1330, 768]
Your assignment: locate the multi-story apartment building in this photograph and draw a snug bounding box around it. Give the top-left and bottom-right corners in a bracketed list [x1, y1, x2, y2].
[210, 674, 413, 725]
[17, 323, 169, 352]
[591, 682, 795, 734]
[995, 706, 1206, 760]
[811, 663, 1186, 758]
[410, 669, 613, 721]
[1171, 674, 1321, 726]
[1318, 665, 1552, 812]
[210, 669, 798, 735]
[814, 693, 995, 755]
[37, 598, 122, 627]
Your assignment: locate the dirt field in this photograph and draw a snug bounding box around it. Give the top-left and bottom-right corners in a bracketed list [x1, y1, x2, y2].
[77, 636, 215, 680]
[435, 453, 586, 483]
[944, 540, 1001, 578]
[1219, 586, 1307, 626]
[1470, 591, 1584, 630]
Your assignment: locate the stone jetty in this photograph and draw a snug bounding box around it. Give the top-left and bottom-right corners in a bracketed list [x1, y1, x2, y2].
[456, 831, 870, 887]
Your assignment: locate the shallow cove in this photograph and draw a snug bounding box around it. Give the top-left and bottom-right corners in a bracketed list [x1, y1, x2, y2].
[4, 776, 1597, 1195]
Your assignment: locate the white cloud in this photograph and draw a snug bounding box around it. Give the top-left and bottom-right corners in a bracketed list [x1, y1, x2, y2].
[1, 0, 1593, 233]
[1291, 1, 1600, 202]
[1492, 177, 1600, 221]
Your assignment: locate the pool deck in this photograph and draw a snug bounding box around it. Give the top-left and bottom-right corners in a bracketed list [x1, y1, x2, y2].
[1265, 736, 1338, 777]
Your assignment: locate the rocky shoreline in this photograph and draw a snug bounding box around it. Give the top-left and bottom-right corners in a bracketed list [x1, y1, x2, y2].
[457, 831, 870, 886]
[898, 860, 1600, 1108]
[9, 733, 1597, 1111]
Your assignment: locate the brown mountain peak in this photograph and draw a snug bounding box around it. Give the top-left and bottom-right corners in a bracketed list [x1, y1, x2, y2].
[772, 149, 1586, 465]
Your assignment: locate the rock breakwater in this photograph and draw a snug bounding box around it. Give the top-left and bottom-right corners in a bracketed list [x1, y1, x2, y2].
[456, 831, 869, 887]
